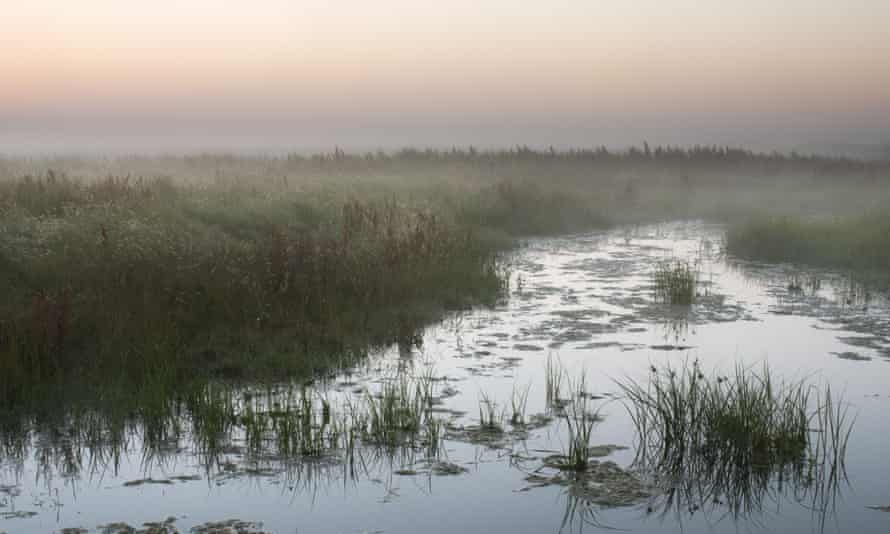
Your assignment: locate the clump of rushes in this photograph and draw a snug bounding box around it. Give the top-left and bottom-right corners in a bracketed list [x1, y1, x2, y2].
[362, 372, 435, 447]
[618, 360, 853, 516]
[545, 354, 566, 409]
[510, 383, 531, 426]
[653, 260, 697, 305]
[478, 391, 504, 431]
[563, 375, 600, 471]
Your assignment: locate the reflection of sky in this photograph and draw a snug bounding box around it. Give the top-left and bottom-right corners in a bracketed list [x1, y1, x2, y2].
[5, 221, 890, 532]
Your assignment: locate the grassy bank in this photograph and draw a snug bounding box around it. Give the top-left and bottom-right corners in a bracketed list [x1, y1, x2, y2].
[0, 172, 613, 412]
[726, 214, 890, 272]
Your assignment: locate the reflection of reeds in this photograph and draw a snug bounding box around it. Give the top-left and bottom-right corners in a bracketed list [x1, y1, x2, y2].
[618, 360, 853, 519]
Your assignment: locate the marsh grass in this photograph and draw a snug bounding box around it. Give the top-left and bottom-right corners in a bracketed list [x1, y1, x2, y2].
[478, 392, 504, 431]
[653, 261, 698, 305]
[0, 176, 520, 413]
[546, 355, 566, 409]
[618, 360, 853, 517]
[562, 376, 601, 471]
[510, 383, 531, 426]
[727, 214, 890, 274]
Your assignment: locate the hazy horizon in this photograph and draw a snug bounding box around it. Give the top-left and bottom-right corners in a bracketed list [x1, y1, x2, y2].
[3, 0, 889, 155]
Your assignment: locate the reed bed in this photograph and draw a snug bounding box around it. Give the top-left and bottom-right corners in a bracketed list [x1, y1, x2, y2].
[0, 176, 536, 410]
[727, 214, 890, 273]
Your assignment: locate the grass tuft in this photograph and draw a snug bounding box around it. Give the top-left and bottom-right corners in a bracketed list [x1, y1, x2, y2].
[653, 261, 697, 305]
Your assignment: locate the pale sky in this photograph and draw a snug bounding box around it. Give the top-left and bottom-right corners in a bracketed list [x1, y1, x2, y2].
[2, 0, 889, 153]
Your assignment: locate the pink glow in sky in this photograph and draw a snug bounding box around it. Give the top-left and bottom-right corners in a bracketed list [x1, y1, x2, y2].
[2, 0, 889, 153]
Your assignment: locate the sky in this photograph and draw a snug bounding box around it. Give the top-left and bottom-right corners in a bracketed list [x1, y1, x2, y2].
[2, 0, 889, 154]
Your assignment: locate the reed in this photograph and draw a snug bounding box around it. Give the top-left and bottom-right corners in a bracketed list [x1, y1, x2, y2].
[653, 261, 697, 305]
[618, 360, 853, 516]
[727, 214, 890, 273]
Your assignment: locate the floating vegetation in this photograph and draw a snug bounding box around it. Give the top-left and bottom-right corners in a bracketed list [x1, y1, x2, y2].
[653, 260, 698, 305]
[618, 360, 854, 518]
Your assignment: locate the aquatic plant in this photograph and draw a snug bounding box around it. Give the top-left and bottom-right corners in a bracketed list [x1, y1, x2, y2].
[363, 372, 436, 447]
[478, 391, 504, 431]
[653, 261, 697, 305]
[545, 355, 566, 409]
[510, 383, 531, 426]
[618, 360, 853, 517]
[727, 214, 890, 273]
[562, 376, 600, 471]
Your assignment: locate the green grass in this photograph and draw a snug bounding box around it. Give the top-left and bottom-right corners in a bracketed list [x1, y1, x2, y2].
[562, 376, 600, 471]
[478, 391, 504, 431]
[726, 214, 890, 272]
[618, 360, 853, 516]
[0, 177, 531, 410]
[653, 260, 698, 305]
[509, 383, 531, 426]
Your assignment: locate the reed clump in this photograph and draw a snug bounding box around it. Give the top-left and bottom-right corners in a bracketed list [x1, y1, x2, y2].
[618, 360, 853, 516]
[562, 376, 600, 471]
[653, 261, 697, 305]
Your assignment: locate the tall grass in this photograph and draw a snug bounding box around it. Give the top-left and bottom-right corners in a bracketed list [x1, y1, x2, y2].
[618, 360, 853, 516]
[0, 176, 523, 410]
[562, 376, 600, 471]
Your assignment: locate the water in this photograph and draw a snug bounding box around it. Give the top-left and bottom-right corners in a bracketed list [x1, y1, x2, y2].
[3, 221, 890, 533]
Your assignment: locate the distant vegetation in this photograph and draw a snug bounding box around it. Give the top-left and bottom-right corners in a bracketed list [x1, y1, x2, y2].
[727, 214, 890, 272]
